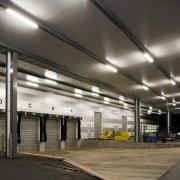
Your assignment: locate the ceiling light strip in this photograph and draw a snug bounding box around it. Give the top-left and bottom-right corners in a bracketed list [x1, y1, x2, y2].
[26, 75, 39, 83]
[160, 96, 166, 100]
[170, 79, 176, 86]
[144, 53, 154, 63]
[6, 8, 38, 28]
[44, 79, 57, 85]
[91, 92, 99, 97]
[75, 88, 83, 94]
[92, 0, 180, 99]
[26, 82, 39, 87]
[106, 65, 117, 72]
[142, 85, 149, 91]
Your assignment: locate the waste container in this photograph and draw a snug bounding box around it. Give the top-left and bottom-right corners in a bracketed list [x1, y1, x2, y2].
[162, 135, 166, 143]
[151, 136, 157, 143]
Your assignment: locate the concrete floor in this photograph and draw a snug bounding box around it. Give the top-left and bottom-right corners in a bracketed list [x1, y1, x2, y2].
[39, 147, 180, 180]
[0, 155, 100, 180]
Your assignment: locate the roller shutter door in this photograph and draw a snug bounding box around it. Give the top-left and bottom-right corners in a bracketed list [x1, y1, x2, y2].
[46, 119, 60, 151]
[66, 120, 77, 149]
[0, 115, 5, 138]
[21, 117, 38, 152]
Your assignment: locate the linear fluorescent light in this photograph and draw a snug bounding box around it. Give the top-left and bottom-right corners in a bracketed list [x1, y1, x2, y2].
[158, 109, 161, 114]
[45, 70, 57, 80]
[26, 82, 39, 87]
[119, 100, 124, 104]
[170, 79, 176, 86]
[124, 103, 128, 108]
[119, 96, 124, 101]
[104, 101, 109, 104]
[44, 79, 57, 85]
[106, 57, 116, 65]
[6, 8, 38, 28]
[142, 80, 148, 85]
[75, 88, 83, 94]
[106, 65, 117, 72]
[144, 53, 154, 63]
[142, 85, 149, 91]
[74, 93, 82, 98]
[160, 96, 166, 100]
[104, 97, 109, 102]
[91, 92, 99, 97]
[26, 75, 39, 83]
[92, 86, 99, 93]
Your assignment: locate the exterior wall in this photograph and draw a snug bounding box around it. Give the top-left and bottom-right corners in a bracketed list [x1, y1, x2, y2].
[0, 82, 135, 138]
[0, 83, 5, 109]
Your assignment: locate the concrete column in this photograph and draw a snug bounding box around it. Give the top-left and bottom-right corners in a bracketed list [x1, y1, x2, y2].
[6, 51, 17, 158]
[167, 111, 171, 134]
[134, 98, 140, 142]
[39, 142, 45, 152]
[61, 141, 65, 149]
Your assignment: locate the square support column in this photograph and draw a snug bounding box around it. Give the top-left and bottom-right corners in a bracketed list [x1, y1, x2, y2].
[167, 111, 171, 134]
[6, 51, 17, 158]
[134, 98, 140, 142]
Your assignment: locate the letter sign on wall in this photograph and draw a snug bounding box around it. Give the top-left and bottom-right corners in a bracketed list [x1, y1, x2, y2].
[28, 103, 32, 108]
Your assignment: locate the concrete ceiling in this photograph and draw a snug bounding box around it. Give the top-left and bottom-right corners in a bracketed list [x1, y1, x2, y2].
[0, 0, 180, 113]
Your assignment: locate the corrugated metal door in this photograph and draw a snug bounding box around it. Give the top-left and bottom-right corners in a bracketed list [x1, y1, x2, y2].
[21, 117, 38, 152]
[94, 112, 102, 138]
[0, 115, 5, 138]
[46, 118, 60, 151]
[66, 120, 77, 149]
[122, 116, 127, 131]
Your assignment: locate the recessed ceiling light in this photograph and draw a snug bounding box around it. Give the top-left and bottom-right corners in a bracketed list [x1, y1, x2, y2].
[173, 103, 176, 106]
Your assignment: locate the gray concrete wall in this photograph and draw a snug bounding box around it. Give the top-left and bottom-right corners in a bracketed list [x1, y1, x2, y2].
[79, 139, 180, 149]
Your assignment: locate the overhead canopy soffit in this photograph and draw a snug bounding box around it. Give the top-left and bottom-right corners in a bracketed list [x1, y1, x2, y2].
[0, 0, 180, 113]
